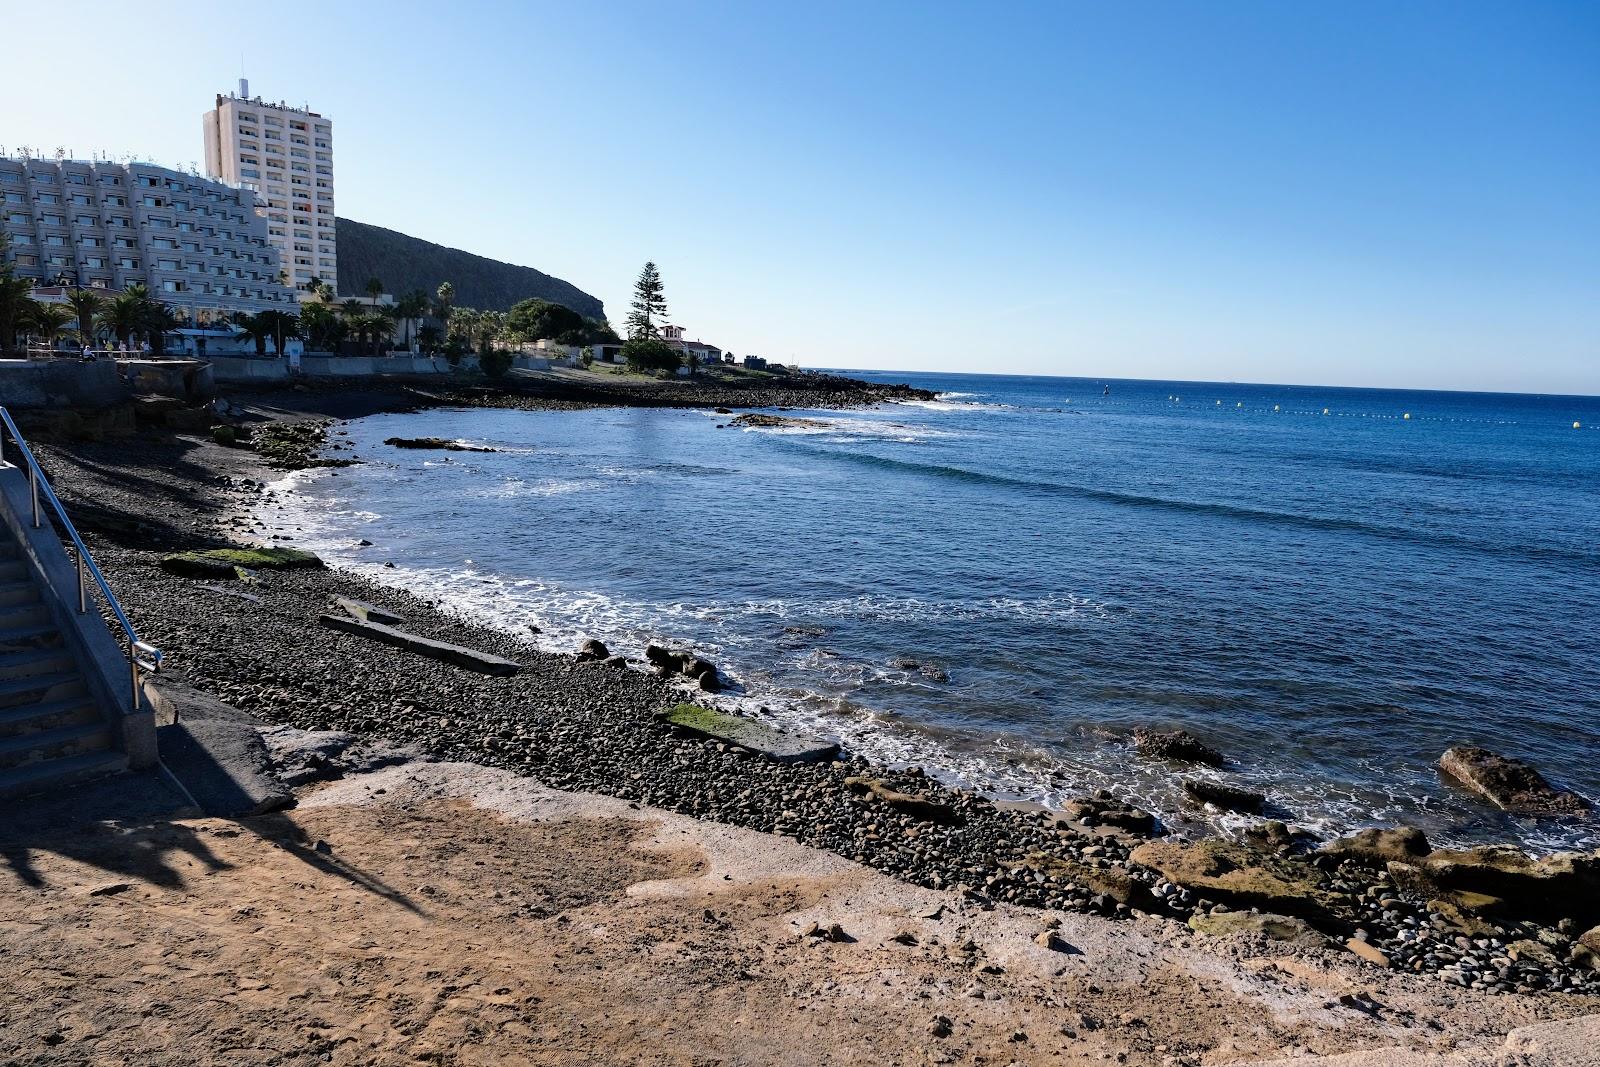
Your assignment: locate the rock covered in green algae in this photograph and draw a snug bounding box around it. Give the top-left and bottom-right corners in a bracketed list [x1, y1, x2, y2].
[159, 547, 324, 578]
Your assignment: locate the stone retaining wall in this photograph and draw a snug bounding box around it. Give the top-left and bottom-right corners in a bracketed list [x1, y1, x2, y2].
[209, 355, 461, 381]
[0, 359, 126, 409]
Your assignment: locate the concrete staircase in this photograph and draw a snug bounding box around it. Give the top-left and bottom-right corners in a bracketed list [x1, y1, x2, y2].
[0, 407, 158, 801]
[0, 525, 126, 797]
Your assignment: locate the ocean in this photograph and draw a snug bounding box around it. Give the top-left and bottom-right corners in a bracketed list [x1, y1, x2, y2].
[261, 372, 1600, 852]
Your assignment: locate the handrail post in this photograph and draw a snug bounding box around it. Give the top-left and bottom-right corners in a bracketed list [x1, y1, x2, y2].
[29, 464, 40, 528]
[78, 549, 88, 613]
[129, 638, 140, 712]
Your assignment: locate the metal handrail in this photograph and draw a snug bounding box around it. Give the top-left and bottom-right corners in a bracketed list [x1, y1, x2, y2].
[0, 406, 160, 710]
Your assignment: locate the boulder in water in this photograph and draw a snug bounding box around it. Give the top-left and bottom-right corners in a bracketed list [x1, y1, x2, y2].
[576, 638, 609, 661]
[1132, 728, 1225, 767]
[1182, 778, 1265, 814]
[1438, 745, 1588, 817]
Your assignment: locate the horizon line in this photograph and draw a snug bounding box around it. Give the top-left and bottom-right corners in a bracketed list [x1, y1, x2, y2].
[814, 367, 1600, 403]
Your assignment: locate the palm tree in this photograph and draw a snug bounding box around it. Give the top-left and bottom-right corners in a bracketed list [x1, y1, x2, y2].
[66, 289, 104, 347]
[449, 307, 478, 346]
[475, 310, 506, 357]
[101, 293, 147, 346]
[417, 323, 442, 354]
[395, 290, 429, 351]
[435, 281, 455, 332]
[142, 302, 182, 357]
[240, 313, 273, 356]
[21, 302, 74, 350]
[300, 302, 342, 352]
[259, 310, 300, 356]
[355, 313, 389, 355]
[337, 299, 365, 353]
[365, 277, 383, 305]
[0, 276, 36, 353]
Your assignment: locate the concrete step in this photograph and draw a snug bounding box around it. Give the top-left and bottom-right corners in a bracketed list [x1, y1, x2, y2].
[0, 721, 114, 772]
[0, 696, 100, 739]
[0, 646, 73, 681]
[0, 749, 127, 801]
[0, 622, 63, 653]
[0, 581, 35, 610]
[0, 560, 27, 584]
[0, 538, 17, 559]
[0, 671, 85, 709]
[0, 603, 49, 633]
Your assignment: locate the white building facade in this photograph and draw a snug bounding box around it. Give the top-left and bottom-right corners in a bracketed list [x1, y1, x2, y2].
[203, 81, 337, 295]
[0, 155, 296, 323]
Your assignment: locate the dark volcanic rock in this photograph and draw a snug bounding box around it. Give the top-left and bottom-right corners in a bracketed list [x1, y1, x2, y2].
[1132, 728, 1225, 767]
[1182, 779, 1265, 814]
[644, 644, 692, 674]
[728, 413, 831, 430]
[577, 638, 609, 661]
[384, 436, 497, 453]
[1439, 745, 1588, 818]
[1065, 791, 1159, 835]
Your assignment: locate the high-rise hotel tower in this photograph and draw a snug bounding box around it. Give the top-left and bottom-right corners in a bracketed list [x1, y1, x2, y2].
[203, 80, 336, 295]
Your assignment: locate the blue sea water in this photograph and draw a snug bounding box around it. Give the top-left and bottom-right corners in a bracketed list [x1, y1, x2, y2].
[263, 373, 1600, 851]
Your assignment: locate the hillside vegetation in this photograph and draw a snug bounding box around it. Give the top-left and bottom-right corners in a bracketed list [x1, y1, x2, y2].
[335, 218, 604, 319]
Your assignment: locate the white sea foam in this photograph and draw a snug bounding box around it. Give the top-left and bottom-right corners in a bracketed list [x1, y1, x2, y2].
[479, 477, 602, 499]
[733, 413, 962, 442]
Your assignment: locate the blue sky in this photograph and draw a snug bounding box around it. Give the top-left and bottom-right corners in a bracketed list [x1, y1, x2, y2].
[6, 1, 1597, 392]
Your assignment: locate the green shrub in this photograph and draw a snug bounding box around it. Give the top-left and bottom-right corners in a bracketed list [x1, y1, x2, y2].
[621, 337, 680, 374]
[480, 348, 514, 378]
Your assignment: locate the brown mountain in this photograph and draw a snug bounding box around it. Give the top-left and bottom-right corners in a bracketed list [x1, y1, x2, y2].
[335, 218, 604, 319]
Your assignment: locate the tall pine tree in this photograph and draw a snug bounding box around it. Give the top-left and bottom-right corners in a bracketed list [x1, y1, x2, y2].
[625, 261, 668, 340]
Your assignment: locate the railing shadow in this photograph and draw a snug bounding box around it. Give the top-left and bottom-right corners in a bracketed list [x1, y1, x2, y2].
[0, 767, 425, 917]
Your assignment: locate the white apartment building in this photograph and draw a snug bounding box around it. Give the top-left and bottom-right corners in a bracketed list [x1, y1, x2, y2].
[0, 155, 296, 323]
[203, 80, 336, 295]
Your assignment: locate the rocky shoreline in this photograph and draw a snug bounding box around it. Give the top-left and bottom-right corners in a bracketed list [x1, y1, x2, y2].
[32, 386, 1600, 1006]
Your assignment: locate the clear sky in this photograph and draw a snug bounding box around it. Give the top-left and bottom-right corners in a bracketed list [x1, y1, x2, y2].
[5, 1, 1597, 393]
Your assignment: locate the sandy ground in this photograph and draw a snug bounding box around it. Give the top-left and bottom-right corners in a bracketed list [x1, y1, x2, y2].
[3, 748, 1594, 1067]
